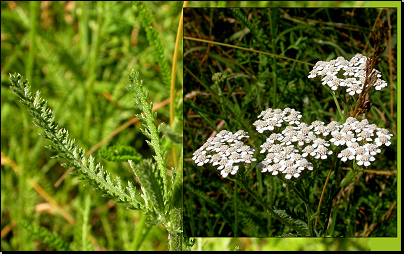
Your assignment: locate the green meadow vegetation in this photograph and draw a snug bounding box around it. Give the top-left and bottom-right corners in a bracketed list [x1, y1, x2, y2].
[184, 6, 397, 243]
[2, 1, 183, 251]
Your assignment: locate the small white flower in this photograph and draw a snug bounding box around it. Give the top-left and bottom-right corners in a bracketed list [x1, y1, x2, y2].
[284, 167, 300, 179]
[242, 153, 256, 163]
[314, 146, 333, 160]
[194, 154, 211, 166]
[220, 163, 239, 178]
[274, 152, 287, 164]
[228, 153, 242, 164]
[265, 152, 276, 162]
[341, 132, 356, 147]
[269, 144, 283, 154]
[302, 145, 316, 157]
[192, 148, 206, 161]
[217, 130, 230, 139]
[280, 135, 293, 146]
[346, 83, 363, 96]
[292, 133, 307, 146]
[356, 130, 373, 142]
[327, 76, 341, 91]
[375, 135, 391, 147]
[330, 131, 343, 146]
[376, 128, 393, 139]
[343, 66, 355, 76]
[354, 147, 368, 160]
[234, 130, 249, 139]
[312, 138, 329, 148]
[337, 148, 355, 162]
[310, 120, 324, 129]
[259, 161, 270, 173]
[253, 120, 267, 133]
[363, 143, 381, 156]
[210, 154, 223, 166]
[297, 158, 313, 171]
[344, 117, 358, 127]
[308, 69, 318, 78]
[260, 142, 272, 153]
[267, 163, 282, 176]
[356, 154, 375, 167]
[347, 142, 360, 150]
[267, 133, 282, 143]
[217, 158, 229, 170]
[314, 125, 330, 136]
[216, 144, 230, 155]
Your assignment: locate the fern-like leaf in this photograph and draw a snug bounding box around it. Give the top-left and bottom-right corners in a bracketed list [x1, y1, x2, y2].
[9, 73, 143, 211]
[20, 220, 71, 251]
[127, 70, 168, 203]
[134, 1, 171, 89]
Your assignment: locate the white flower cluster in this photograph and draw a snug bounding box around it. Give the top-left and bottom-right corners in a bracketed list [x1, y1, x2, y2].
[192, 130, 256, 178]
[308, 54, 388, 94]
[255, 108, 393, 179]
[255, 108, 332, 179]
[253, 107, 302, 133]
[334, 117, 393, 167]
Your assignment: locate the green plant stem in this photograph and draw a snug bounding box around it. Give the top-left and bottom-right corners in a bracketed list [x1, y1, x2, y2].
[183, 37, 315, 66]
[234, 180, 239, 237]
[79, 1, 90, 59]
[130, 212, 149, 251]
[27, 1, 39, 83]
[235, 175, 305, 235]
[304, 203, 315, 237]
[331, 90, 344, 122]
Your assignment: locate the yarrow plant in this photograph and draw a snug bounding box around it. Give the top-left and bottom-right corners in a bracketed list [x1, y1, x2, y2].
[192, 130, 256, 178]
[191, 20, 394, 237]
[9, 71, 183, 250]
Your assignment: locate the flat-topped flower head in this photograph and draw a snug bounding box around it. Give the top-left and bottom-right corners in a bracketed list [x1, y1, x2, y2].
[192, 129, 256, 178]
[309, 54, 388, 96]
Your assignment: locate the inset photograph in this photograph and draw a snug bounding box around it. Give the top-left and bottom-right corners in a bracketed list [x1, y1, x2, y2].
[183, 7, 397, 237]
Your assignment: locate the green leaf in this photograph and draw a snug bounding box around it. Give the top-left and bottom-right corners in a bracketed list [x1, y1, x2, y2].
[129, 159, 165, 214]
[273, 209, 309, 236]
[159, 123, 183, 145]
[99, 144, 143, 162]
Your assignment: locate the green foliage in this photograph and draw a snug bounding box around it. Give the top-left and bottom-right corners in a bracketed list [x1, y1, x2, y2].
[127, 70, 169, 200]
[134, 1, 172, 89]
[8, 70, 183, 250]
[99, 144, 143, 162]
[20, 219, 70, 251]
[9, 73, 142, 210]
[2, 1, 183, 250]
